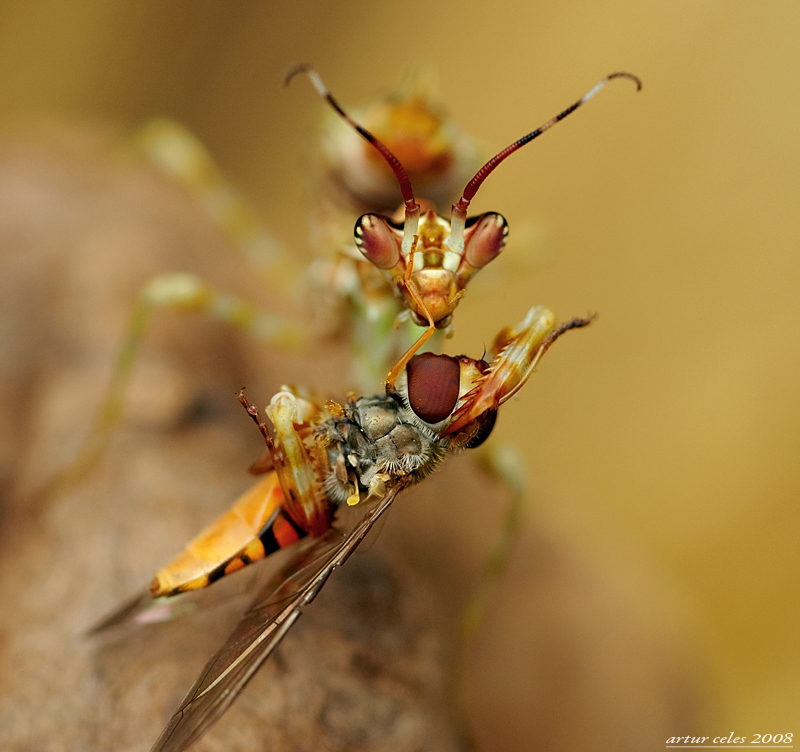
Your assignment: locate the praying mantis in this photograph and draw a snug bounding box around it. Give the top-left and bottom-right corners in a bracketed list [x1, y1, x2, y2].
[80, 66, 640, 751]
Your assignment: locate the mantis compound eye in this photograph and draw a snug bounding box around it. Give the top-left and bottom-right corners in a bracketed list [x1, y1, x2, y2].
[405, 352, 460, 424]
[463, 212, 507, 271]
[354, 213, 401, 270]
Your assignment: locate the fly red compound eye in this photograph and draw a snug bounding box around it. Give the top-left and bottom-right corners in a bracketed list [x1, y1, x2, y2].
[405, 352, 460, 424]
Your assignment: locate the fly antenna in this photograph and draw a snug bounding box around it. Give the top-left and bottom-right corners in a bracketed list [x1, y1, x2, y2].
[286, 64, 420, 254]
[446, 72, 642, 254]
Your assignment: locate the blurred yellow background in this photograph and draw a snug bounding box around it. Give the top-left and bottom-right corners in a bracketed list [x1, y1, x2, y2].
[1, 0, 797, 743]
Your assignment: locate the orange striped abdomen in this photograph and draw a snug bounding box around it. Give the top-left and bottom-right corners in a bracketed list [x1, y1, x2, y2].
[150, 472, 307, 596]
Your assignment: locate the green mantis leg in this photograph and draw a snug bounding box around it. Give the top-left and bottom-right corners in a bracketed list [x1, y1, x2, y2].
[35, 271, 306, 503]
[461, 441, 529, 640]
[136, 117, 435, 393]
[134, 118, 304, 287]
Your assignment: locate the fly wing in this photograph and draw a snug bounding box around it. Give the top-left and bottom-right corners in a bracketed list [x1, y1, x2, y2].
[150, 487, 400, 752]
[88, 588, 218, 634]
[88, 551, 267, 634]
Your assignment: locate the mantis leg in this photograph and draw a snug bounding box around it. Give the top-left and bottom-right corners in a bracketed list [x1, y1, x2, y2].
[35, 271, 306, 504]
[460, 441, 529, 640]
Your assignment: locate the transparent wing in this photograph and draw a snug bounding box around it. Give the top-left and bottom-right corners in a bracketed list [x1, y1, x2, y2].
[151, 487, 400, 752]
[88, 548, 270, 635]
[88, 588, 216, 634]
